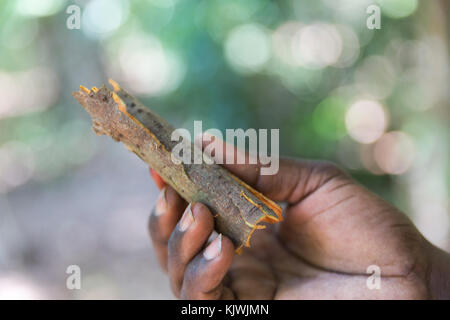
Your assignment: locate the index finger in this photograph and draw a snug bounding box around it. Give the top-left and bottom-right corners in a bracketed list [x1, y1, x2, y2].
[196, 132, 323, 203]
[150, 167, 167, 190]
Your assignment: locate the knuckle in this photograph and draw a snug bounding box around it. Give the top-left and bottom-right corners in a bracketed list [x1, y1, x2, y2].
[319, 161, 342, 174]
[192, 202, 209, 215]
[315, 161, 347, 180]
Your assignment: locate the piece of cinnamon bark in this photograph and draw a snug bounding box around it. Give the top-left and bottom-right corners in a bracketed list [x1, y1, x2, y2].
[73, 80, 282, 253]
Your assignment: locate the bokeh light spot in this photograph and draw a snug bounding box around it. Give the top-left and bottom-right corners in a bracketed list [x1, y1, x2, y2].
[82, 0, 129, 38]
[374, 131, 415, 175]
[15, 0, 66, 17]
[225, 24, 271, 74]
[107, 34, 185, 96]
[377, 0, 418, 19]
[334, 25, 360, 68]
[0, 275, 45, 299]
[272, 21, 303, 66]
[346, 99, 387, 144]
[354, 55, 396, 99]
[291, 23, 343, 69]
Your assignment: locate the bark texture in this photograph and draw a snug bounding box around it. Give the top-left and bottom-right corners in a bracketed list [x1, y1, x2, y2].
[73, 80, 282, 252]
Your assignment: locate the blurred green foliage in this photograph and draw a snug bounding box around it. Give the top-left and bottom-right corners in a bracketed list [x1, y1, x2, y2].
[0, 0, 448, 215]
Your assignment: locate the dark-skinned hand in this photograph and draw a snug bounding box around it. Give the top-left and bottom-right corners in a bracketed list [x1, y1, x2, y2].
[148, 135, 450, 299]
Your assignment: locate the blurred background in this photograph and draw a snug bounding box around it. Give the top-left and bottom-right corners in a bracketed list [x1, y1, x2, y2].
[0, 0, 448, 299]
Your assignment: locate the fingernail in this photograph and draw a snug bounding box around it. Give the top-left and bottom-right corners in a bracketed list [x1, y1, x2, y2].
[179, 203, 194, 232]
[154, 187, 167, 216]
[203, 233, 222, 260]
[207, 230, 219, 245]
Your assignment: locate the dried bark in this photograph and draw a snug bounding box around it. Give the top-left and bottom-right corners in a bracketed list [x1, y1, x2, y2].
[73, 80, 282, 252]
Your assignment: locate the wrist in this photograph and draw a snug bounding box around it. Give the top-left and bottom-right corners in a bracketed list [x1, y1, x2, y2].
[428, 244, 450, 299]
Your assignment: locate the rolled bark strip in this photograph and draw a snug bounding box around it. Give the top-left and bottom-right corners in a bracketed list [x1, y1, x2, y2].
[73, 80, 282, 253]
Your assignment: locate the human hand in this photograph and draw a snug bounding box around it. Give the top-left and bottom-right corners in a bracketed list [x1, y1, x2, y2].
[148, 136, 449, 299]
